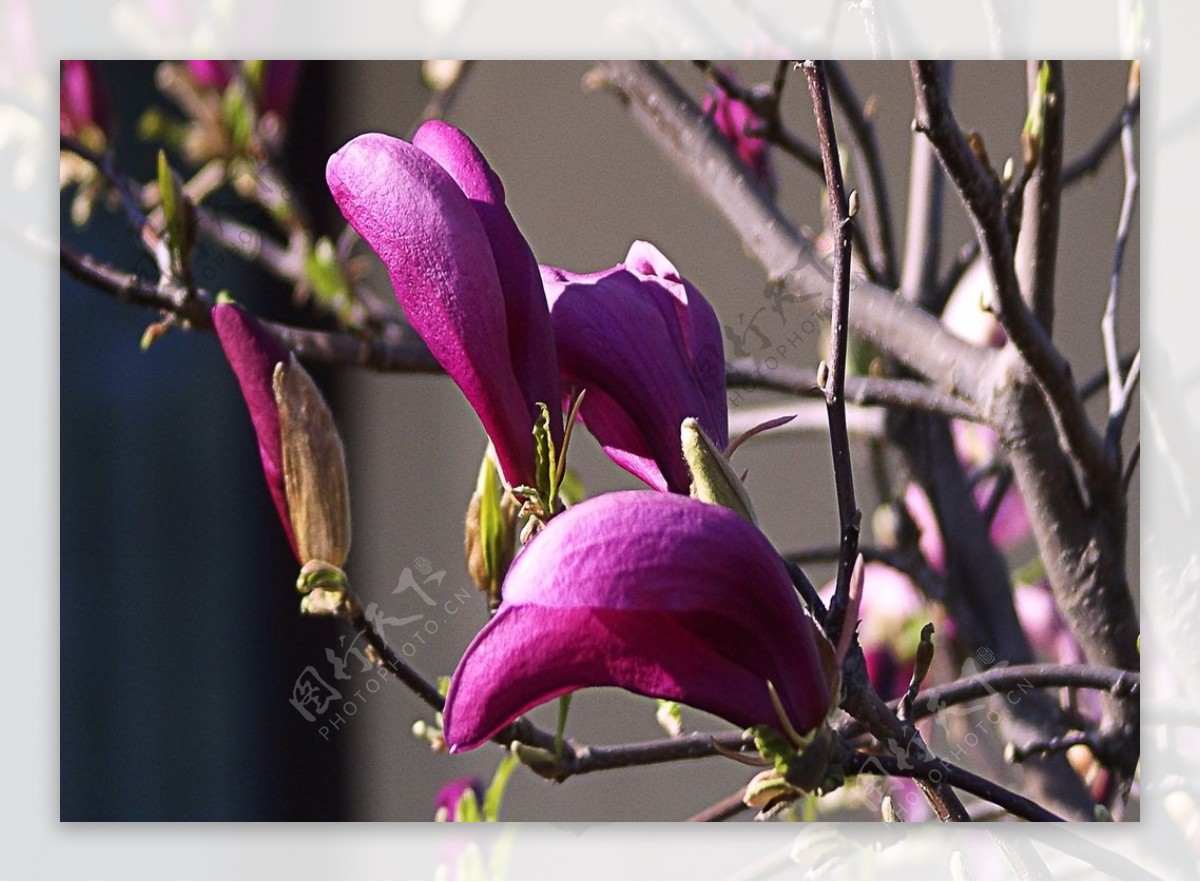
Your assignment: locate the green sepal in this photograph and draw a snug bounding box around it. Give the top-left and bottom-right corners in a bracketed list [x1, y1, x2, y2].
[465, 445, 517, 610]
[532, 401, 558, 507]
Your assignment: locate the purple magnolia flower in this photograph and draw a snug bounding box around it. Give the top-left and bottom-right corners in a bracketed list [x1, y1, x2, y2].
[703, 70, 775, 193]
[212, 303, 296, 557]
[542, 242, 727, 493]
[327, 124, 561, 489]
[60, 61, 112, 143]
[434, 777, 484, 822]
[442, 491, 833, 752]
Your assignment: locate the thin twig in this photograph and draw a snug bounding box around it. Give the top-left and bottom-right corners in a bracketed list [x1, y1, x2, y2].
[802, 60, 860, 648]
[687, 786, 750, 822]
[1062, 91, 1142, 185]
[827, 61, 898, 287]
[694, 60, 824, 176]
[1123, 438, 1140, 495]
[847, 751, 1064, 822]
[1104, 63, 1142, 457]
[839, 662, 1140, 741]
[785, 544, 947, 608]
[594, 61, 992, 401]
[725, 359, 981, 421]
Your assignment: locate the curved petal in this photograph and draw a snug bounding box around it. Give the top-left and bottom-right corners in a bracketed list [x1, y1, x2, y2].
[414, 121, 561, 449]
[212, 304, 296, 557]
[327, 132, 535, 487]
[542, 244, 727, 494]
[443, 492, 831, 751]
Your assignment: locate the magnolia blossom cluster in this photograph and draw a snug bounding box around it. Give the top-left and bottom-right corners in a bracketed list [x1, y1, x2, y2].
[214, 120, 834, 756]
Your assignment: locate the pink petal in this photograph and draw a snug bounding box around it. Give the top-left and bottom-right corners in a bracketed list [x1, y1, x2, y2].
[327, 132, 536, 488]
[443, 492, 831, 751]
[542, 243, 727, 494]
[212, 304, 296, 557]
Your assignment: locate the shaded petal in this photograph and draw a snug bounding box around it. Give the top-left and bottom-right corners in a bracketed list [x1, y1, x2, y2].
[443, 492, 830, 751]
[212, 304, 296, 557]
[414, 121, 561, 448]
[542, 243, 727, 493]
[327, 132, 535, 487]
[260, 61, 301, 119]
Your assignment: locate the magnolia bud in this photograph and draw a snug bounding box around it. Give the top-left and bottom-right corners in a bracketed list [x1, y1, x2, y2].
[274, 357, 351, 566]
[681, 417, 757, 524]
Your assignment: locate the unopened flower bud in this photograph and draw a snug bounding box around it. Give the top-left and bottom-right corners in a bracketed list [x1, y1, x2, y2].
[681, 417, 757, 523]
[274, 357, 351, 567]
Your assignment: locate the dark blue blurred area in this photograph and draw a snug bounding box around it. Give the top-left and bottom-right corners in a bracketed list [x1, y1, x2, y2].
[60, 61, 347, 820]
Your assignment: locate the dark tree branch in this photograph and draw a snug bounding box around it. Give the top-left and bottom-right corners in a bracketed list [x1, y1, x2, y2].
[592, 61, 992, 403]
[910, 61, 1115, 501]
[1015, 61, 1065, 333]
[802, 59, 860, 652]
[838, 662, 1140, 741]
[847, 752, 1064, 822]
[60, 241, 443, 373]
[827, 61, 899, 287]
[1062, 89, 1141, 185]
[726, 359, 981, 421]
[900, 62, 951, 312]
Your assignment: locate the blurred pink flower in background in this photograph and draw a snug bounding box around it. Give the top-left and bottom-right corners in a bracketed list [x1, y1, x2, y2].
[703, 68, 775, 194]
[59, 61, 113, 145]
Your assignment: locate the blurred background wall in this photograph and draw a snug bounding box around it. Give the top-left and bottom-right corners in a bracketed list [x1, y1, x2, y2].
[60, 60, 1138, 820]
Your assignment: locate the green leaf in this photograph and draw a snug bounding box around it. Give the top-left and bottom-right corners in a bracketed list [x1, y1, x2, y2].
[482, 754, 519, 822]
